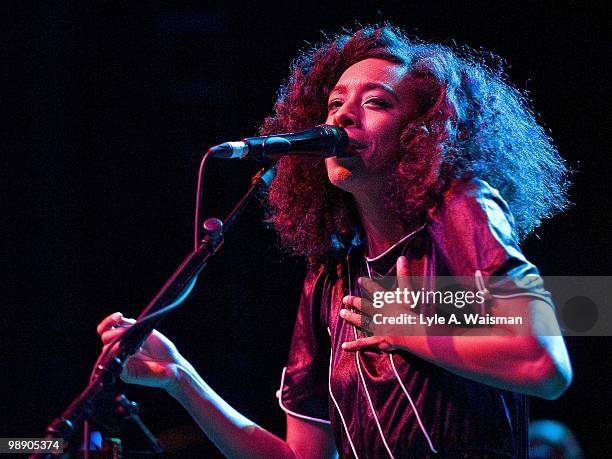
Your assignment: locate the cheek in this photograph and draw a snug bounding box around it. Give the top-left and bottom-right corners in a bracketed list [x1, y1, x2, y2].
[363, 125, 405, 171]
[381, 116, 406, 141]
[382, 112, 407, 142]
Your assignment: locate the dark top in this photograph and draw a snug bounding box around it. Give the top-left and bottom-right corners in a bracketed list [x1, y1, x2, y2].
[277, 178, 551, 458]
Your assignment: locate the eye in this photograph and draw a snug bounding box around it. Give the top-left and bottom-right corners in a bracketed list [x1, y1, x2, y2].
[364, 97, 390, 108]
[327, 99, 343, 111]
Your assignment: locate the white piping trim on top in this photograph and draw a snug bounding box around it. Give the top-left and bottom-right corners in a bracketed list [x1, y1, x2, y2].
[389, 354, 438, 453]
[349, 314, 396, 458]
[348, 248, 396, 458]
[474, 270, 555, 305]
[365, 223, 427, 263]
[355, 349, 396, 459]
[276, 367, 331, 425]
[327, 327, 359, 459]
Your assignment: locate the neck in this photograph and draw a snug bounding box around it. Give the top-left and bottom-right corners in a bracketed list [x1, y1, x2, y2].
[353, 187, 408, 259]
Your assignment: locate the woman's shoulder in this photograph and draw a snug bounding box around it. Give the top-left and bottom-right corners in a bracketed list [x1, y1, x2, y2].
[428, 177, 517, 234]
[432, 177, 510, 214]
[426, 177, 527, 276]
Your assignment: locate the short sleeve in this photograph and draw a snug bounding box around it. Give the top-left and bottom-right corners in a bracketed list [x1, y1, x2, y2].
[427, 178, 552, 302]
[276, 265, 331, 424]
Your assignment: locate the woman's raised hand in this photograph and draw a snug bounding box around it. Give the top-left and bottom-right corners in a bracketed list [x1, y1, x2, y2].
[96, 312, 190, 393]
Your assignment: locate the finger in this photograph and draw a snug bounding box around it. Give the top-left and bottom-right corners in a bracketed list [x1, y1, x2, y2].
[357, 276, 385, 297]
[339, 309, 375, 336]
[100, 326, 129, 345]
[342, 336, 398, 352]
[97, 312, 123, 335]
[397, 256, 410, 291]
[342, 295, 374, 311]
[339, 308, 364, 327]
[99, 316, 136, 342]
[342, 295, 362, 311]
[341, 336, 383, 351]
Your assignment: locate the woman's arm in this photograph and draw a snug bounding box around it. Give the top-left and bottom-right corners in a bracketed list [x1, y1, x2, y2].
[339, 261, 573, 400]
[340, 179, 573, 400]
[97, 312, 337, 459]
[169, 365, 337, 459]
[342, 298, 572, 399]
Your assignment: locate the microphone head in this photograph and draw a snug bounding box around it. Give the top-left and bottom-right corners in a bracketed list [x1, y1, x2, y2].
[208, 125, 350, 161]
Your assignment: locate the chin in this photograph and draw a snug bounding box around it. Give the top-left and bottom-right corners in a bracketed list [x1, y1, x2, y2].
[327, 165, 355, 190]
[325, 157, 360, 190]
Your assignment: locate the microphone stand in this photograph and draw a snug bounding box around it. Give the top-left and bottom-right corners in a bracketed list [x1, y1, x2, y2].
[31, 166, 276, 458]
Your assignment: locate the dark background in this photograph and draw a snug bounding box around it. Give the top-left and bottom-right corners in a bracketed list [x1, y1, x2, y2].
[4, 1, 611, 457]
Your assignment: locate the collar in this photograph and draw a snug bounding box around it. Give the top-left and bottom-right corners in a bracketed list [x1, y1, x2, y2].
[365, 223, 427, 278]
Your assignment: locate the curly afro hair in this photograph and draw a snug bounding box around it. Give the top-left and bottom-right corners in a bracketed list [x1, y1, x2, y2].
[261, 25, 570, 261]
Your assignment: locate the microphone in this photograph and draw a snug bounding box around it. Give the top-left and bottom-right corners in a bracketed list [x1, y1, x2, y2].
[207, 125, 349, 160]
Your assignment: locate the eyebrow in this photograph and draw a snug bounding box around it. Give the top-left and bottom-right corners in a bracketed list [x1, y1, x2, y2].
[329, 82, 399, 101]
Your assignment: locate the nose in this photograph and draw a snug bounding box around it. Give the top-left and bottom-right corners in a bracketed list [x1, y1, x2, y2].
[330, 101, 359, 128]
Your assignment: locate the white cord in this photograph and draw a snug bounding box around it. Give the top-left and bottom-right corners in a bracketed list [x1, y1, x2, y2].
[352, 247, 396, 458]
[194, 151, 212, 250]
[389, 354, 438, 454]
[327, 328, 359, 459]
[355, 351, 396, 458]
[351, 303, 396, 458]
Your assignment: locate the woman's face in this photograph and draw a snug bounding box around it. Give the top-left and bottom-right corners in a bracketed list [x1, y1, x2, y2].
[324, 58, 419, 196]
